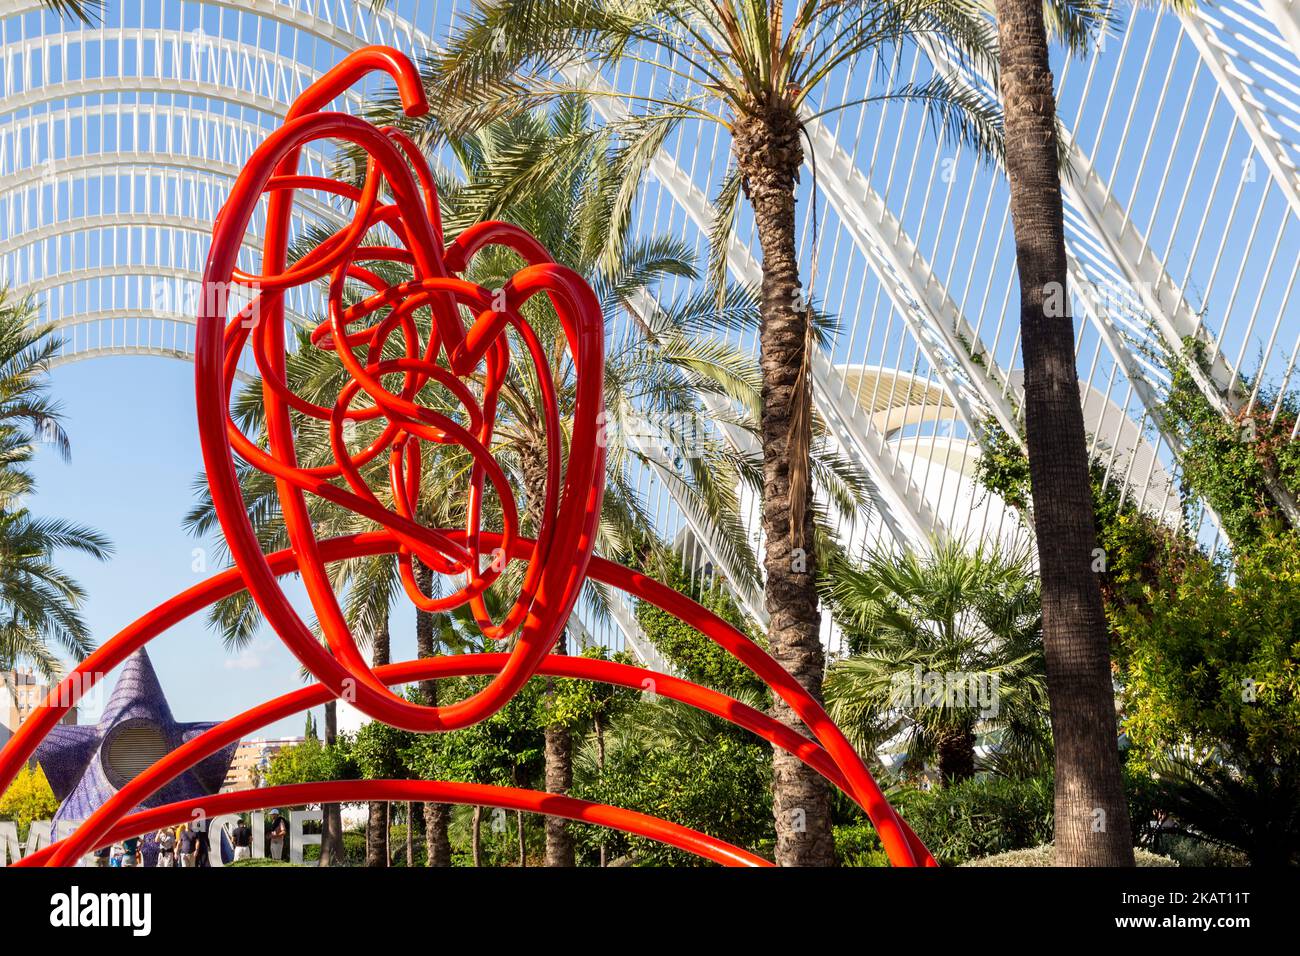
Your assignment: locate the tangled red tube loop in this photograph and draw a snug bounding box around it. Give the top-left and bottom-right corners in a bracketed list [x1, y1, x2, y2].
[0, 46, 935, 867]
[197, 47, 606, 734]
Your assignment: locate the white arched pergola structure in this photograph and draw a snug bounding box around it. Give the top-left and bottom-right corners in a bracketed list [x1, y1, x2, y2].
[2, 0, 1297, 656]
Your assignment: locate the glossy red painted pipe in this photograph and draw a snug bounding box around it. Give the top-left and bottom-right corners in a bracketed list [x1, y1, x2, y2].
[32, 654, 843, 866]
[0, 531, 932, 867]
[29, 781, 772, 868]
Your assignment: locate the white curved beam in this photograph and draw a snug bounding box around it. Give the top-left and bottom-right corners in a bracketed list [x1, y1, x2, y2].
[0, 213, 263, 260]
[1182, 5, 1300, 221]
[0, 102, 335, 181]
[0, 154, 341, 225]
[47, 344, 257, 385]
[0, 26, 361, 119]
[12, 272, 317, 332]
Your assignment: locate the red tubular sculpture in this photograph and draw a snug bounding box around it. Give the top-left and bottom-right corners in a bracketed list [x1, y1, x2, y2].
[0, 47, 935, 867]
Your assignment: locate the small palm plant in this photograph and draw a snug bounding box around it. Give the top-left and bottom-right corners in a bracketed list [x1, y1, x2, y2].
[821, 538, 1049, 785]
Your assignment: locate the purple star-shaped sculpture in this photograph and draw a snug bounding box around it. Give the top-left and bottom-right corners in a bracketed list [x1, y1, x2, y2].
[34, 649, 237, 824]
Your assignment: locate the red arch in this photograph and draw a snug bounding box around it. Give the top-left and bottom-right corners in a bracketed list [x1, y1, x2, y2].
[21, 781, 771, 868]
[0, 45, 935, 868]
[0, 533, 933, 867]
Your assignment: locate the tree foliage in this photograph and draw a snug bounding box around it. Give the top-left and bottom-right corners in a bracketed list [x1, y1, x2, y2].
[0, 763, 58, 839]
[263, 736, 358, 789]
[1159, 341, 1300, 552]
[634, 549, 767, 699]
[1114, 535, 1300, 770]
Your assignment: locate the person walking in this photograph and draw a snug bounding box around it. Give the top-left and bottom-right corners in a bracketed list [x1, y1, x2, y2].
[178, 822, 198, 867]
[155, 826, 176, 868]
[121, 834, 140, 868]
[193, 822, 212, 868]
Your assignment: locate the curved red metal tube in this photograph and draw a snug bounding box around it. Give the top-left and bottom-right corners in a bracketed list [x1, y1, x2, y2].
[24, 654, 841, 866]
[25, 781, 772, 869]
[0, 533, 933, 867]
[0, 45, 934, 868]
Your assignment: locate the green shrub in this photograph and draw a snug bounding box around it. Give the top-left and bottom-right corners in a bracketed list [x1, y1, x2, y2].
[896, 776, 1055, 866]
[301, 829, 365, 865]
[833, 822, 890, 867]
[386, 824, 429, 867]
[1151, 833, 1248, 868]
[226, 858, 298, 867]
[962, 844, 1177, 867]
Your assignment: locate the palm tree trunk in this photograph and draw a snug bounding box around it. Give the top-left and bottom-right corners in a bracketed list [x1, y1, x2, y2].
[366, 611, 391, 868]
[936, 725, 977, 786]
[544, 632, 575, 866]
[319, 700, 346, 866]
[732, 106, 834, 866]
[543, 697, 575, 866]
[991, 0, 1134, 865]
[595, 712, 607, 868]
[521, 447, 575, 866]
[414, 557, 454, 867]
[471, 806, 483, 866]
[405, 802, 414, 866]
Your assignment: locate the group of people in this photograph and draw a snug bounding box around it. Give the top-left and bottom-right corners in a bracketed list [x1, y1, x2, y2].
[90, 812, 289, 867]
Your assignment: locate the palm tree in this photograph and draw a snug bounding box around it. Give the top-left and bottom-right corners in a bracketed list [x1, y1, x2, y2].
[988, 0, 1133, 864]
[1151, 754, 1300, 867]
[820, 540, 1050, 785]
[0, 291, 112, 680]
[0, 510, 112, 681]
[410, 0, 1002, 864]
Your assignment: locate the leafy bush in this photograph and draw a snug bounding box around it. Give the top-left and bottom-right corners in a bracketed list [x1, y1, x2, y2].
[836, 769, 1162, 867]
[1114, 535, 1300, 770]
[961, 844, 1177, 867]
[226, 858, 298, 867]
[1152, 833, 1248, 868]
[0, 764, 58, 841]
[895, 776, 1054, 865]
[385, 824, 429, 867]
[573, 702, 773, 866]
[634, 552, 767, 698]
[833, 822, 890, 867]
[301, 829, 365, 865]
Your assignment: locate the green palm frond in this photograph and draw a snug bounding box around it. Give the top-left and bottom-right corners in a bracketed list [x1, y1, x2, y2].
[40, 0, 104, 25]
[821, 538, 1048, 776]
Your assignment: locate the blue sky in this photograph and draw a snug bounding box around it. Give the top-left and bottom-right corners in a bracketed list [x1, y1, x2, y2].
[27, 355, 412, 737]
